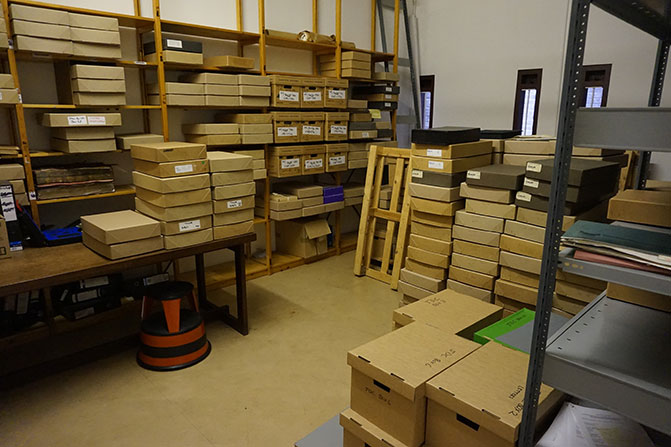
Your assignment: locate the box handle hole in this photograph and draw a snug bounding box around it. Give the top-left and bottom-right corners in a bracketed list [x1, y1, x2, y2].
[373, 380, 390, 393]
[456, 414, 480, 432]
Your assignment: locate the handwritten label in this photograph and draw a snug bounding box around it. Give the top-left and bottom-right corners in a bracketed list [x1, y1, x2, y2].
[87, 116, 107, 125]
[527, 162, 542, 173]
[67, 115, 87, 126]
[330, 125, 347, 135]
[328, 90, 346, 99]
[174, 164, 194, 174]
[74, 307, 95, 320]
[384, 102, 391, 107]
[411, 169, 423, 179]
[134, 60, 147, 65]
[516, 191, 532, 202]
[467, 170, 481, 180]
[385, 86, 392, 92]
[281, 158, 300, 169]
[302, 125, 321, 136]
[166, 39, 183, 49]
[303, 91, 322, 102]
[80, 276, 109, 289]
[227, 199, 243, 209]
[179, 219, 201, 232]
[426, 149, 442, 157]
[277, 126, 297, 137]
[428, 160, 444, 170]
[279, 90, 299, 102]
[329, 155, 346, 166]
[305, 159, 323, 169]
[0, 185, 17, 221]
[524, 178, 539, 188]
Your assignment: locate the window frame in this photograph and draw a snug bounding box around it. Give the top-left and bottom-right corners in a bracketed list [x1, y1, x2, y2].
[513, 68, 543, 135]
[578, 63, 612, 107]
[420, 74, 435, 129]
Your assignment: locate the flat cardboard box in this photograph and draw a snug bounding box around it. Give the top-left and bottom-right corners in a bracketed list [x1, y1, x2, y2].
[556, 269, 606, 290]
[607, 189, 671, 228]
[203, 96, 240, 107]
[135, 198, 212, 222]
[500, 234, 543, 259]
[148, 94, 205, 106]
[504, 220, 545, 243]
[400, 268, 445, 293]
[213, 195, 254, 214]
[10, 4, 69, 25]
[409, 234, 452, 256]
[515, 190, 609, 215]
[406, 245, 449, 269]
[184, 123, 240, 135]
[606, 282, 670, 312]
[213, 182, 255, 200]
[465, 164, 525, 190]
[232, 149, 264, 160]
[83, 233, 163, 260]
[275, 218, 330, 258]
[14, 35, 73, 54]
[185, 134, 241, 146]
[499, 251, 541, 275]
[211, 171, 254, 186]
[552, 293, 585, 316]
[0, 164, 25, 180]
[239, 85, 270, 97]
[495, 295, 533, 314]
[0, 33, 7, 50]
[0, 74, 14, 89]
[131, 142, 206, 163]
[409, 183, 460, 203]
[495, 279, 538, 306]
[451, 252, 499, 276]
[274, 182, 322, 198]
[242, 134, 273, 145]
[459, 182, 514, 204]
[411, 221, 451, 242]
[12, 20, 70, 40]
[454, 209, 504, 233]
[526, 158, 620, 187]
[411, 210, 453, 229]
[72, 92, 126, 106]
[68, 12, 119, 31]
[0, 218, 9, 259]
[554, 280, 602, 304]
[503, 153, 553, 166]
[348, 322, 479, 447]
[147, 82, 204, 96]
[206, 152, 253, 172]
[412, 154, 491, 174]
[465, 199, 516, 219]
[239, 124, 273, 135]
[71, 64, 124, 80]
[410, 141, 491, 159]
[214, 209, 254, 226]
[267, 194, 302, 211]
[340, 409, 406, 447]
[213, 220, 254, 240]
[398, 280, 433, 301]
[411, 197, 464, 216]
[202, 84, 237, 96]
[132, 172, 209, 194]
[51, 138, 116, 153]
[163, 228, 213, 249]
[452, 239, 499, 262]
[217, 112, 272, 124]
[50, 127, 114, 141]
[449, 266, 496, 291]
[146, 50, 203, 65]
[452, 225, 500, 247]
[269, 208, 302, 221]
[73, 42, 121, 59]
[522, 176, 617, 204]
[302, 204, 326, 217]
[425, 342, 562, 447]
[446, 279, 493, 303]
[239, 96, 269, 107]
[503, 139, 555, 154]
[204, 55, 254, 69]
[81, 210, 160, 245]
[0, 88, 19, 104]
[135, 187, 211, 208]
[404, 257, 447, 280]
[70, 27, 120, 45]
[183, 73, 237, 85]
[253, 169, 267, 180]
[9, 180, 26, 194]
[41, 113, 122, 127]
[160, 215, 213, 236]
[238, 74, 269, 86]
[500, 267, 539, 288]
[132, 159, 209, 179]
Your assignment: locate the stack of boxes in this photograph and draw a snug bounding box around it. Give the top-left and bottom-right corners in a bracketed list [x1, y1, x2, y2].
[131, 141, 214, 249]
[144, 37, 203, 65]
[203, 55, 254, 70]
[182, 72, 234, 106]
[151, 74, 271, 107]
[272, 182, 326, 218]
[502, 137, 555, 167]
[325, 143, 349, 173]
[319, 51, 372, 79]
[42, 112, 122, 154]
[449, 164, 525, 303]
[343, 183, 364, 207]
[347, 142, 369, 169]
[208, 152, 255, 240]
[217, 112, 273, 146]
[480, 129, 521, 164]
[228, 148, 266, 180]
[0, 73, 19, 105]
[0, 163, 27, 207]
[399, 127, 492, 304]
[351, 84, 399, 112]
[116, 134, 164, 150]
[238, 74, 270, 107]
[148, 81, 204, 106]
[0, 6, 8, 49]
[81, 210, 163, 260]
[68, 12, 121, 59]
[60, 64, 126, 106]
[183, 123, 240, 146]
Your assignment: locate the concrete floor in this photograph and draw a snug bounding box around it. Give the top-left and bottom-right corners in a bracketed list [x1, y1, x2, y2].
[0, 251, 399, 447]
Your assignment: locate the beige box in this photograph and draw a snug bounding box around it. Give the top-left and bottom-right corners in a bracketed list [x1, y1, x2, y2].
[411, 141, 492, 159]
[149, 93, 205, 106]
[555, 280, 602, 304]
[411, 221, 451, 242]
[499, 250, 542, 275]
[213, 220, 254, 240]
[202, 95, 239, 107]
[398, 280, 433, 300]
[83, 233, 163, 260]
[500, 267, 540, 288]
[211, 170, 254, 186]
[182, 123, 238, 135]
[160, 215, 213, 236]
[495, 279, 538, 306]
[116, 134, 164, 150]
[207, 152, 253, 172]
[446, 279, 493, 303]
[0, 74, 14, 89]
[500, 234, 543, 259]
[411, 197, 464, 216]
[465, 199, 517, 219]
[72, 79, 126, 93]
[10, 4, 69, 25]
[271, 84, 301, 108]
[275, 218, 330, 258]
[349, 322, 479, 447]
[135, 187, 211, 208]
[239, 96, 269, 107]
[238, 85, 270, 97]
[71, 64, 124, 80]
[503, 153, 553, 166]
[81, 210, 160, 245]
[147, 82, 204, 95]
[242, 134, 273, 144]
[269, 208, 302, 221]
[454, 209, 504, 233]
[68, 12, 119, 31]
[239, 123, 273, 134]
[0, 164, 26, 180]
[449, 265, 496, 291]
[556, 269, 607, 290]
[218, 113, 272, 124]
[12, 19, 70, 40]
[253, 168, 267, 180]
[70, 27, 119, 45]
[459, 182, 514, 204]
[72, 92, 126, 106]
[51, 138, 116, 153]
[406, 245, 449, 269]
[0, 88, 20, 104]
[203, 84, 237, 96]
[213, 182, 255, 200]
[326, 151, 348, 172]
[214, 209, 254, 226]
[412, 154, 491, 174]
[405, 257, 447, 280]
[183, 73, 236, 85]
[132, 171, 210, 194]
[185, 134, 240, 146]
[146, 50, 202, 65]
[163, 228, 212, 249]
[607, 189, 671, 228]
[409, 183, 461, 203]
[302, 204, 326, 217]
[9, 180, 26, 194]
[41, 112, 122, 127]
[504, 139, 555, 154]
[274, 122, 300, 144]
[135, 198, 213, 222]
[453, 239, 499, 262]
[14, 35, 72, 54]
[504, 219, 546, 243]
[204, 55, 254, 70]
[411, 210, 453, 229]
[73, 42, 121, 59]
[213, 196, 254, 214]
[400, 268, 445, 293]
[452, 225, 500, 247]
[451, 252, 499, 276]
[606, 282, 670, 312]
[409, 234, 452, 256]
[340, 409, 401, 447]
[131, 141, 206, 162]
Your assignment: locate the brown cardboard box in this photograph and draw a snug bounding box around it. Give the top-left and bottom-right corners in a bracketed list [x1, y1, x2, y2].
[451, 252, 499, 276]
[233, 149, 265, 159]
[275, 218, 331, 258]
[238, 85, 271, 97]
[242, 134, 273, 144]
[269, 209, 302, 221]
[202, 96, 239, 107]
[213, 182, 255, 200]
[411, 210, 453, 228]
[203, 55, 254, 69]
[164, 228, 213, 249]
[0, 164, 25, 180]
[160, 215, 213, 236]
[495, 295, 533, 313]
[606, 282, 670, 312]
[0, 88, 20, 104]
[183, 73, 237, 85]
[146, 50, 202, 65]
[425, 342, 562, 447]
[68, 12, 119, 31]
[500, 267, 539, 288]
[132, 172, 209, 193]
[326, 151, 348, 172]
[72, 92, 126, 106]
[148, 83, 205, 96]
[214, 209, 254, 226]
[135, 198, 213, 222]
[410, 141, 491, 159]
[459, 182, 514, 204]
[302, 204, 326, 217]
[73, 42, 121, 59]
[213, 196, 254, 214]
[552, 293, 584, 316]
[83, 233, 163, 260]
[465, 199, 517, 219]
[405, 257, 447, 280]
[555, 269, 606, 290]
[500, 234, 543, 259]
[400, 268, 445, 293]
[0, 218, 9, 259]
[0, 33, 7, 49]
[454, 209, 504, 233]
[203, 84, 237, 95]
[274, 182, 322, 198]
[12, 19, 70, 39]
[406, 245, 449, 269]
[41, 112, 122, 127]
[499, 251, 541, 275]
[411, 197, 464, 216]
[133, 159, 209, 178]
[237, 74, 269, 86]
[267, 193, 302, 211]
[607, 189, 671, 228]
[411, 221, 451, 242]
[253, 169, 267, 180]
[339, 409, 402, 447]
[495, 279, 538, 306]
[131, 142, 206, 163]
[273, 122, 300, 144]
[10, 4, 69, 24]
[135, 187, 211, 208]
[504, 220, 545, 243]
[398, 280, 433, 300]
[51, 127, 115, 141]
[9, 180, 26, 194]
[238, 124, 273, 135]
[207, 152, 253, 172]
[412, 154, 491, 174]
[349, 322, 479, 447]
[79, 212, 157, 245]
[503, 139, 555, 154]
[50, 138, 115, 153]
[184, 134, 240, 146]
[0, 74, 14, 89]
[349, 130, 377, 140]
[409, 183, 460, 202]
[446, 279, 493, 303]
[503, 153, 553, 166]
[217, 112, 272, 124]
[213, 220, 254, 240]
[70, 27, 119, 45]
[271, 84, 301, 108]
[449, 266, 496, 290]
[211, 171, 254, 186]
[409, 234, 452, 256]
[148, 93, 205, 106]
[71, 64, 124, 80]
[452, 239, 499, 262]
[393, 289, 502, 337]
[452, 225, 500, 247]
[14, 35, 73, 54]
[239, 96, 269, 107]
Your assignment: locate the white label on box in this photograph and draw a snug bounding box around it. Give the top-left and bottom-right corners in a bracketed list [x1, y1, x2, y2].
[179, 219, 201, 232]
[329, 155, 346, 166]
[467, 170, 481, 180]
[412, 169, 423, 178]
[427, 149, 442, 157]
[0, 91, 2, 101]
[362, 132, 370, 138]
[384, 102, 391, 107]
[87, 116, 106, 125]
[18, 93, 22, 103]
[28, 191, 36, 201]
[428, 160, 444, 170]
[67, 115, 87, 126]
[166, 39, 183, 49]
[385, 86, 392, 92]
[527, 162, 542, 173]
[328, 90, 346, 99]
[385, 94, 392, 99]
[80, 276, 109, 289]
[174, 164, 194, 174]
[74, 307, 95, 320]
[305, 159, 323, 169]
[281, 158, 300, 169]
[330, 125, 347, 135]
[227, 199, 243, 209]
[303, 91, 322, 102]
[524, 178, 539, 188]
[0, 185, 17, 221]
[279, 90, 299, 102]
[16, 293, 29, 315]
[134, 60, 147, 65]
[74, 289, 99, 303]
[516, 191, 532, 202]
[303, 125, 321, 136]
[277, 126, 298, 137]
[143, 273, 169, 286]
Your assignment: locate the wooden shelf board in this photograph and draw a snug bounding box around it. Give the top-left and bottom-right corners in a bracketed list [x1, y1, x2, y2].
[9, 0, 154, 27]
[161, 19, 260, 42]
[52, 300, 142, 335]
[265, 35, 337, 52]
[14, 52, 158, 68]
[27, 150, 127, 158]
[266, 70, 322, 77]
[0, 324, 50, 352]
[167, 105, 267, 110]
[36, 185, 135, 205]
[23, 104, 159, 110]
[163, 62, 261, 74]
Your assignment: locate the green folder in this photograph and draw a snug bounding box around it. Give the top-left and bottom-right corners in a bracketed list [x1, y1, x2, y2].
[473, 308, 535, 346]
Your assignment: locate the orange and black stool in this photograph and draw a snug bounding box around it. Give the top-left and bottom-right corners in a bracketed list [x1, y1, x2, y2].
[137, 281, 211, 371]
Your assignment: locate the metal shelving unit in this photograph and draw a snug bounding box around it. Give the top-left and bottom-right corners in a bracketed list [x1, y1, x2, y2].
[519, 1, 671, 445]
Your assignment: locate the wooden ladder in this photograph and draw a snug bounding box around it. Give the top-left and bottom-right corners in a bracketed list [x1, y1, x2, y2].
[353, 145, 412, 289]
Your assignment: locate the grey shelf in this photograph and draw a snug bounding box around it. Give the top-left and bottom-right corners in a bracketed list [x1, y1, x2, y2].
[544, 293, 671, 435]
[295, 415, 342, 447]
[559, 248, 671, 295]
[592, 0, 671, 41]
[573, 107, 671, 152]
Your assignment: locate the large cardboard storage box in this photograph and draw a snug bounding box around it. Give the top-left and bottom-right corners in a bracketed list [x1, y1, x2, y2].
[268, 146, 302, 178]
[425, 342, 563, 447]
[340, 409, 407, 447]
[300, 111, 325, 142]
[275, 218, 331, 258]
[607, 189, 671, 228]
[326, 112, 349, 141]
[324, 79, 348, 108]
[301, 145, 325, 175]
[270, 75, 302, 108]
[301, 77, 325, 108]
[272, 112, 301, 144]
[348, 322, 480, 447]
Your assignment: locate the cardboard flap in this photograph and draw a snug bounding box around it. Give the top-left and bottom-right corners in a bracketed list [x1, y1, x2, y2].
[304, 219, 331, 239]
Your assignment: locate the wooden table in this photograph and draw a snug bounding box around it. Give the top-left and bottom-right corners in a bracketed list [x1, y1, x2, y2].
[0, 232, 256, 336]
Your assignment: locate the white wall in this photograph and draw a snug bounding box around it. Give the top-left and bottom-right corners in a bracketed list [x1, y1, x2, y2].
[415, 0, 671, 179]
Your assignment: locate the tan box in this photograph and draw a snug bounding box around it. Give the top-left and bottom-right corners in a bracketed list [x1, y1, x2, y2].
[302, 204, 326, 217]
[340, 409, 400, 447]
[51, 138, 115, 153]
[453, 239, 499, 262]
[500, 234, 543, 259]
[14, 35, 73, 54]
[135, 187, 211, 208]
[555, 280, 602, 304]
[407, 245, 449, 269]
[400, 268, 445, 293]
[213, 196, 254, 214]
[0, 88, 21, 104]
[146, 50, 202, 65]
[71, 64, 124, 80]
[275, 218, 330, 258]
[238, 74, 269, 86]
[405, 257, 447, 280]
[239, 96, 269, 107]
[409, 234, 452, 256]
[41, 113, 122, 127]
[0, 74, 14, 89]
[504, 139, 555, 154]
[504, 219, 545, 243]
[242, 134, 273, 144]
[83, 233, 163, 260]
[211, 170, 254, 186]
[452, 225, 500, 247]
[349, 130, 378, 140]
[116, 134, 164, 150]
[148, 82, 204, 96]
[499, 251, 541, 275]
[495, 279, 538, 306]
[503, 153, 553, 166]
[68, 12, 118, 31]
[398, 280, 433, 300]
[71, 79, 125, 93]
[446, 279, 493, 303]
[9, 180, 26, 194]
[326, 151, 348, 172]
[70, 27, 119, 45]
[213, 220, 254, 240]
[149, 93, 205, 106]
[607, 189, 671, 228]
[495, 295, 533, 314]
[72, 92, 126, 106]
[271, 84, 301, 108]
[10, 4, 69, 25]
[411, 141, 492, 159]
[459, 182, 514, 204]
[409, 183, 461, 203]
[412, 154, 491, 174]
[160, 215, 213, 236]
[238, 85, 270, 97]
[163, 228, 212, 249]
[269, 208, 302, 221]
[324, 79, 348, 108]
[202, 84, 237, 96]
[131, 141, 206, 162]
[556, 269, 606, 290]
[201, 95, 238, 107]
[73, 42, 121, 59]
[340, 68, 371, 79]
[411, 197, 464, 216]
[411, 210, 453, 229]
[214, 209, 254, 226]
[552, 293, 584, 316]
[12, 19, 70, 40]
[411, 221, 451, 242]
[452, 252, 499, 276]
[302, 151, 325, 175]
[0, 164, 25, 180]
[0, 218, 9, 259]
[606, 282, 670, 312]
[449, 265, 495, 291]
[326, 122, 348, 141]
[207, 152, 253, 172]
[183, 73, 236, 85]
[465, 199, 517, 219]
[185, 134, 240, 146]
[132, 171, 210, 194]
[500, 267, 539, 288]
[213, 182, 255, 201]
[51, 127, 116, 141]
[203, 55, 254, 70]
[349, 322, 479, 447]
[217, 113, 272, 124]
[300, 121, 324, 143]
[238, 123, 273, 135]
[454, 209, 504, 233]
[135, 198, 213, 222]
[182, 123, 238, 135]
[81, 210, 160, 245]
[253, 168, 267, 180]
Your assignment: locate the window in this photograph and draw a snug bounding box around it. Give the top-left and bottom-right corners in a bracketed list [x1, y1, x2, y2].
[579, 64, 612, 108]
[420, 75, 435, 129]
[513, 69, 542, 136]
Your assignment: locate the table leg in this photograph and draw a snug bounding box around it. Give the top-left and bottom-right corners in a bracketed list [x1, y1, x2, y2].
[195, 253, 207, 308]
[221, 244, 249, 336]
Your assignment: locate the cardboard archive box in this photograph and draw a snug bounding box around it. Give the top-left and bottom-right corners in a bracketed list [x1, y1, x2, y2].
[275, 218, 331, 258]
[81, 210, 163, 259]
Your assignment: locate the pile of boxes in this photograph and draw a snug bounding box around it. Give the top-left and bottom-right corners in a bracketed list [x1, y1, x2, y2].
[208, 152, 255, 240]
[269, 182, 324, 219]
[347, 142, 369, 169]
[502, 137, 555, 167]
[343, 184, 364, 206]
[0, 6, 7, 49]
[275, 217, 331, 259]
[349, 109, 392, 140]
[81, 210, 163, 260]
[149, 74, 271, 107]
[449, 164, 525, 303]
[10, 4, 121, 58]
[42, 112, 122, 154]
[480, 129, 521, 164]
[351, 83, 399, 112]
[203, 55, 254, 70]
[217, 113, 273, 146]
[59, 64, 126, 106]
[319, 51, 372, 79]
[226, 148, 266, 180]
[148, 81, 205, 106]
[131, 141, 214, 249]
[183, 120, 274, 147]
[116, 133, 164, 150]
[268, 144, 327, 178]
[144, 37, 203, 65]
[269, 75, 349, 109]
[0, 163, 27, 207]
[0, 73, 19, 105]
